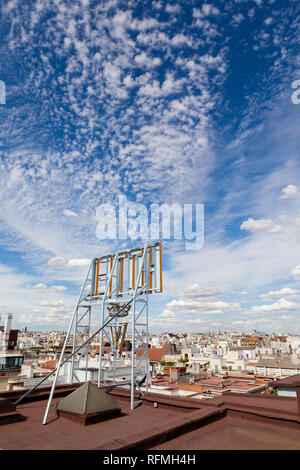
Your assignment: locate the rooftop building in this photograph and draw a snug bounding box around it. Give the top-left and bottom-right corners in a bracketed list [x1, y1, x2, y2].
[0, 314, 23, 378]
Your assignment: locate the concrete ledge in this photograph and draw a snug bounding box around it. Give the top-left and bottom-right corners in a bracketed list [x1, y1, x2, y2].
[0, 411, 26, 426]
[0, 383, 82, 403]
[0, 397, 16, 413]
[110, 387, 206, 410]
[57, 408, 122, 426]
[225, 407, 300, 428]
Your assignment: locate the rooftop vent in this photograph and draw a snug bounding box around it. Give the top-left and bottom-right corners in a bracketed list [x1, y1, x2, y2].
[56, 381, 122, 425]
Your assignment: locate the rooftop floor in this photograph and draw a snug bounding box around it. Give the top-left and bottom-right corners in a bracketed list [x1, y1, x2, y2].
[152, 414, 300, 450]
[0, 384, 299, 450]
[0, 391, 191, 450]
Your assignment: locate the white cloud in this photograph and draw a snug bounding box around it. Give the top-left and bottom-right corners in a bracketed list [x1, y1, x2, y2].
[240, 218, 283, 233]
[171, 34, 193, 47]
[63, 209, 78, 217]
[26, 283, 67, 293]
[130, 17, 159, 31]
[264, 17, 273, 25]
[182, 284, 224, 298]
[164, 200, 300, 295]
[165, 4, 181, 14]
[161, 284, 240, 321]
[103, 61, 121, 84]
[232, 13, 245, 25]
[33, 300, 65, 308]
[48, 257, 90, 268]
[67, 258, 91, 267]
[260, 287, 298, 301]
[29, 283, 47, 290]
[152, 1, 162, 9]
[279, 184, 299, 199]
[278, 215, 300, 227]
[49, 285, 67, 292]
[252, 297, 298, 313]
[48, 257, 66, 268]
[292, 265, 300, 280]
[202, 4, 220, 16]
[134, 52, 161, 68]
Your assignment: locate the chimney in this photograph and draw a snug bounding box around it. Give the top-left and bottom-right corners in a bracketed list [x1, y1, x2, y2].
[1, 314, 12, 352]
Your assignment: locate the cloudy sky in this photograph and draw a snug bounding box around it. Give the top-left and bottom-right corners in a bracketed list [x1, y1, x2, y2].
[0, 0, 299, 333]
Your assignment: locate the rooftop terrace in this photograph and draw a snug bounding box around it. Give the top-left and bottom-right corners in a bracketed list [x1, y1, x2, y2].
[0, 382, 299, 450]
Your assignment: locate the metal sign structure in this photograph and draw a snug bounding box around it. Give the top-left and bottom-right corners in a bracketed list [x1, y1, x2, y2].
[41, 242, 162, 424]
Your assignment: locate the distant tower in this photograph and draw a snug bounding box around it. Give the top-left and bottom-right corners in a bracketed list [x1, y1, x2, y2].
[1, 313, 12, 353]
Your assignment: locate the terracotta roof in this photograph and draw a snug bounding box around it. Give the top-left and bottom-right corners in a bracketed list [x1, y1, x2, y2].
[148, 344, 170, 362]
[271, 336, 287, 342]
[243, 337, 261, 341]
[89, 343, 112, 355]
[40, 360, 57, 370]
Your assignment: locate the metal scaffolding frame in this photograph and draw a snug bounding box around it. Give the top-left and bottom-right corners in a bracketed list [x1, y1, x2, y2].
[95, 245, 151, 409]
[14, 242, 162, 424]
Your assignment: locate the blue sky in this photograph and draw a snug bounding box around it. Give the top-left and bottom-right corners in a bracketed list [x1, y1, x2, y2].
[0, 0, 300, 333]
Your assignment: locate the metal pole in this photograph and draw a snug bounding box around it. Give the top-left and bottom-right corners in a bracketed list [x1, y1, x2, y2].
[71, 262, 93, 384]
[130, 307, 135, 410]
[70, 307, 78, 384]
[42, 261, 93, 425]
[131, 244, 148, 409]
[113, 318, 117, 384]
[85, 307, 91, 382]
[145, 250, 149, 392]
[98, 260, 108, 387]
[98, 252, 119, 387]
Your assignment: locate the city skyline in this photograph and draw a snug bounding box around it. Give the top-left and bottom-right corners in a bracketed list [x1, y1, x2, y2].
[0, 0, 299, 333]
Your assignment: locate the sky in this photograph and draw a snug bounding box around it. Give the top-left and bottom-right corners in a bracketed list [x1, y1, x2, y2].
[0, 0, 300, 334]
